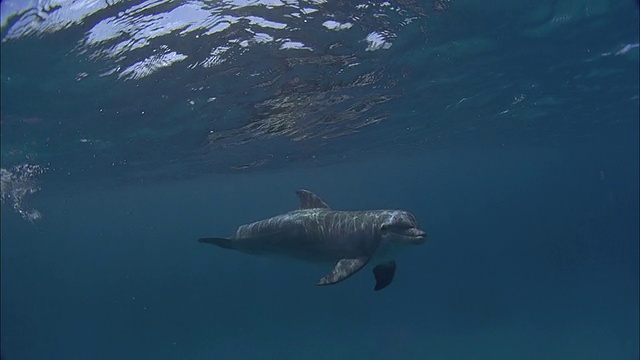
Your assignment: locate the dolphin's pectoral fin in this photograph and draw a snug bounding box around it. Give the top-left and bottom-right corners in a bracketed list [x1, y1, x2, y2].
[373, 260, 396, 291]
[316, 257, 369, 286]
[296, 189, 331, 209]
[198, 237, 234, 250]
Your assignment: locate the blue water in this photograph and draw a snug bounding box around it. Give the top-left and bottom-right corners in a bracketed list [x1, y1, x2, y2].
[1, 0, 638, 359]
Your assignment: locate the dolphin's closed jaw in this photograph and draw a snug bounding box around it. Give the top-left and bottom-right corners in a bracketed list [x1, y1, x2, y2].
[410, 228, 426, 237]
[406, 228, 426, 243]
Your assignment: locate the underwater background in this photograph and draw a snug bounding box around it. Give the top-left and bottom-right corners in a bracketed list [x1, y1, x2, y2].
[1, 0, 638, 359]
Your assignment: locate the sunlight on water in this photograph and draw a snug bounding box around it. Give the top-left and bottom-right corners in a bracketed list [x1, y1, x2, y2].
[0, 0, 637, 203]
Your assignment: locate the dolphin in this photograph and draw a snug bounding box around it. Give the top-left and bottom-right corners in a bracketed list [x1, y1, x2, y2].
[198, 189, 426, 290]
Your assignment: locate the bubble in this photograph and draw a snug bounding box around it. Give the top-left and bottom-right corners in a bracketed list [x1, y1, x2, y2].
[1, 164, 46, 222]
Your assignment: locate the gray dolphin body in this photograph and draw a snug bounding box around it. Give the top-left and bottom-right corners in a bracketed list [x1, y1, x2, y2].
[199, 189, 426, 290]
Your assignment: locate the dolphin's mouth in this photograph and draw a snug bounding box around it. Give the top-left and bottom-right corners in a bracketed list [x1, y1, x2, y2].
[404, 228, 425, 236]
[401, 228, 427, 243]
[382, 222, 426, 244]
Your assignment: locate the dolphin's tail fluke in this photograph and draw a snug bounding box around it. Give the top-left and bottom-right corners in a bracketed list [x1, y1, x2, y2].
[198, 237, 235, 249]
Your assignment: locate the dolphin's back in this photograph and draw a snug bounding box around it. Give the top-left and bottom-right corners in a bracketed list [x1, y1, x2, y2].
[233, 212, 307, 240]
[229, 211, 310, 256]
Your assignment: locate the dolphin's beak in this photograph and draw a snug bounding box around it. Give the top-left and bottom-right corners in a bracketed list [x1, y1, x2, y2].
[406, 228, 426, 243]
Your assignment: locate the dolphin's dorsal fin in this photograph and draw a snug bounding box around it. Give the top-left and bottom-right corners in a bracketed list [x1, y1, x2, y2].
[295, 189, 331, 209]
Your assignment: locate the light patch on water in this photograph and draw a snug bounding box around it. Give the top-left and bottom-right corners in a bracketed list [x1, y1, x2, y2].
[2, 0, 123, 41]
[253, 32, 274, 43]
[1, 164, 46, 222]
[84, 2, 212, 49]
[202, 19, 233, 36]
[614, 43, 639, 56]
[322, 20, 352, 31]
[279, 41, 312, 50]
[364, 31, 392, 51]
[245, 16, 287, 30]
[118, 48, 187, 80]
[200, 45, 231, 67]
